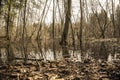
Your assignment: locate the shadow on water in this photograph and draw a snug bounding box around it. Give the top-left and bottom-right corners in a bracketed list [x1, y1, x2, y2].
[0, 39, 120, 63]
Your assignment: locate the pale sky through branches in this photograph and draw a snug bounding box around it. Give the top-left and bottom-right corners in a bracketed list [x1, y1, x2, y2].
[34, 0, 119, 24]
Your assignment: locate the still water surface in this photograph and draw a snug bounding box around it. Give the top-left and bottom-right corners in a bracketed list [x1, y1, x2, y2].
[0, 41, 120, 63]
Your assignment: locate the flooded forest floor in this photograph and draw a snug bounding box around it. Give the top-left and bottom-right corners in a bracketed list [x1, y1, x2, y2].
[0, 38, 120, 80]
[0, 58, 120, 80]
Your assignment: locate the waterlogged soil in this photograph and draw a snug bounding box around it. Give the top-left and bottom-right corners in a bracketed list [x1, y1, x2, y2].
[0, 59, 120, 80]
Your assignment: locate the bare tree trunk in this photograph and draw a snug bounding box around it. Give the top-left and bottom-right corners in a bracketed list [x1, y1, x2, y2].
[60, 0, 71, 46]
[6, 0, 12, 40]
[0, 0, 2, 14]
[84, 0, 89, 50]
[112, 0, 116, 37]
[79, 0, 83, 51]
[117, 5, 120, 38]
[22, 0, 27, 62]
[57, 0, 64, 36]
[5, 0, 15, 62]
[60, 0, 71, 58]
[0, 49, 2, 63]
[52, 0, 56, 60]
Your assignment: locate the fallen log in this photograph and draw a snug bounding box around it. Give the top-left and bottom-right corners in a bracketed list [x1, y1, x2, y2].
[15, 57, 44, 61]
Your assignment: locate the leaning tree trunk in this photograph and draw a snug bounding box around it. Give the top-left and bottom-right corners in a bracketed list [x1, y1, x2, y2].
[36, 0, 48, 41]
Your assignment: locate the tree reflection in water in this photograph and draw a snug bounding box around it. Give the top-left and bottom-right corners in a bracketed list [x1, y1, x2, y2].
[0, 40, 119, 63]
